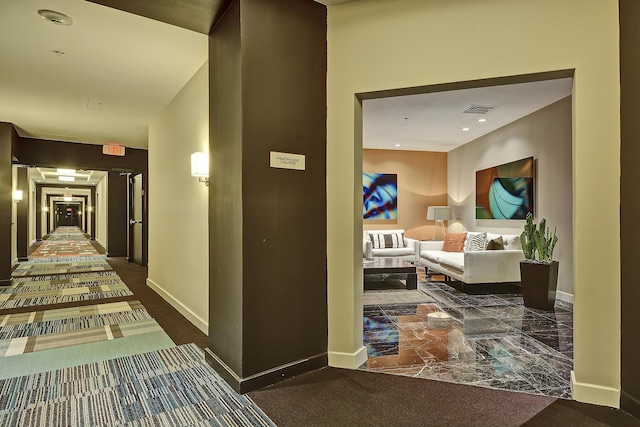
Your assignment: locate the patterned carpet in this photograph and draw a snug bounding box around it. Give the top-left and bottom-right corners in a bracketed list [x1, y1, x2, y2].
[1, 227, 275, 426]
[11, 260, 112, 277]
[0, 344, 275, 426]
[0, 275, 133, 309]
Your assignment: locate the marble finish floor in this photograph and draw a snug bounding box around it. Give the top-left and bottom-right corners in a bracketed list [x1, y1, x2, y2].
[359, 275, 573, 399]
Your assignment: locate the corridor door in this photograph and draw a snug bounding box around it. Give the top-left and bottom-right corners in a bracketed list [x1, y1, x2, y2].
[129, 173, 144, 265]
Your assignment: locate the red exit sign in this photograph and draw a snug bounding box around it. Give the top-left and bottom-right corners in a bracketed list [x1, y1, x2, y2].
[103, 144, 126, 156]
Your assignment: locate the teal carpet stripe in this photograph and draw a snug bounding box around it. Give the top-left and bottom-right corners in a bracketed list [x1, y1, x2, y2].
[0, 331, 176, 380]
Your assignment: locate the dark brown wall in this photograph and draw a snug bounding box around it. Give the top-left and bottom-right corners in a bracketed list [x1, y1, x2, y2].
[35, 185, 42, 239]
[620, 0, 640, 418]
[15, 138, 148, 172]
[16, 167, 28, 259]
[241, 0, 327, 376]
[209, 0, 244, 379]
[0, 123, 17, 284]
[108, 171, 129, 257]
[208, 0, 327, 392]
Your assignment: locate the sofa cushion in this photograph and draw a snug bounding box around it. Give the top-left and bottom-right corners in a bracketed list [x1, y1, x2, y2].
[372, 247, 414, 257]
[486, 233, 522, 251]
[438, 252, 465, 272]
[502, 234, 522, 250]
[369, 232, 406, 249]
[465, 232, 486, 252]
[421, 250, 442, 264]
[486, 235, 504, 250]
[442, 232, 466, 252]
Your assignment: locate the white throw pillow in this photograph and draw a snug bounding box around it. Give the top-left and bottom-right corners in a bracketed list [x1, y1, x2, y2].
[464, 232, 486, 252]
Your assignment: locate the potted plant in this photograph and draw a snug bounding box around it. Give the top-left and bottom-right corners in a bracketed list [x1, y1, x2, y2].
[519, 212, 559, 310]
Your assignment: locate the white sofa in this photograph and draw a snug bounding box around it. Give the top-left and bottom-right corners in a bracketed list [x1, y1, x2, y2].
[363, 229, 418, 262]
[418, 232, 524, 287]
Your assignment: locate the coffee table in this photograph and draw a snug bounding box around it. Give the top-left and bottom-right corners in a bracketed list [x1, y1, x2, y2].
[363, 258, 417, 290]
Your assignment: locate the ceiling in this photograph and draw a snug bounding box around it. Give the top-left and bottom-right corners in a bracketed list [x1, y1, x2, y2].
[0, 0, 208, 149]
[31, 167, 107, 186]
[1, 0, 570, 155]
[0, 0, 355, 150]
[363, 78, 573, 152]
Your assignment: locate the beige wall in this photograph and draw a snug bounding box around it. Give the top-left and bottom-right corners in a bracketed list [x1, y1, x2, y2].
[363, 149, 447, 240]
[448, 97, 573, 301]
[327, 0, 620, 407]
[148, 60, 209, 333]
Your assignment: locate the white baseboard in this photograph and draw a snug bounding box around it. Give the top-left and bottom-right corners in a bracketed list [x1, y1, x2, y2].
[12, 257, 19, 266]
[556, 290, 573, 305]
[571, 371, 620, 408]
[146, 278, 208, 334]
[96, 239, 106, 249]
[328, 346, 368, 369]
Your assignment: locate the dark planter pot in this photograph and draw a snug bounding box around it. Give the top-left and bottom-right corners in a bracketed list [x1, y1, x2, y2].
[519, 261, 559, 310]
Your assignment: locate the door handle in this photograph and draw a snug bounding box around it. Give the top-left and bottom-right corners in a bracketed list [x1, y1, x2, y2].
[129, 220, 142, 225]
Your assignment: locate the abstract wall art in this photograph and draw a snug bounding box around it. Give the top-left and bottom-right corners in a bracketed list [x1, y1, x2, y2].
[363, 173, 398, 220]
[476, 157, 535, 220]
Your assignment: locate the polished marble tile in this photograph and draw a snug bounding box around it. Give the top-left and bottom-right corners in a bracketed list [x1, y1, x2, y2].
[360, 278, 574, 399]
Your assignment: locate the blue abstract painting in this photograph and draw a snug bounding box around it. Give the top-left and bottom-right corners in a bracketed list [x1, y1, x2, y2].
[363, 173, 398, 220]
[476, 157, 534, 220]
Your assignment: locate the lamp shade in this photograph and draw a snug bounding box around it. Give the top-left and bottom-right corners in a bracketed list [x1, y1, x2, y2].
[427, 206, 452, 221]
[12, 190, 23, 202]
[191, 152, 209, 177]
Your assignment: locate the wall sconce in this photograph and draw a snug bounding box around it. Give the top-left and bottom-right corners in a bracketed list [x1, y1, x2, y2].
[43, 206, 49, 212]
[13, 190, 23, 202]
[87, 206, 93, 212]
[191, 152, 209, 186]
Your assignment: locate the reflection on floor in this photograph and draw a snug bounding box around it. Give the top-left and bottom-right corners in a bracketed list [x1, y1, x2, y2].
[360, 274, 573, 399]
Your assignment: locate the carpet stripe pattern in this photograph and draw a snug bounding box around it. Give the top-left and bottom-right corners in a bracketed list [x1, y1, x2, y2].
[0, 280, 132, 309]
[0, 344, 275, 427]
[0, 319, 165, 356]
[1, 227, 276, 426]
[11, 271, 117, 283]
[29, 240, 100, 258]
[12, 260, 113, 277]
[5, 275, 124, 292]
[0, 301, 147, 339]
[25, 255, 108, 264]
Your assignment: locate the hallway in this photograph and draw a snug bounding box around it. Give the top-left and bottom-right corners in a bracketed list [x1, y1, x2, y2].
[0, 227, 273, 426]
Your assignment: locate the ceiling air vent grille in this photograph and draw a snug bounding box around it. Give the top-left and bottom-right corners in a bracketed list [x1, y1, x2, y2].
[463, 104, 498, 114]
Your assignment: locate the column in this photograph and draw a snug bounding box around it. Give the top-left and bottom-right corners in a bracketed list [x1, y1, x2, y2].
[206, 0, 327, 393]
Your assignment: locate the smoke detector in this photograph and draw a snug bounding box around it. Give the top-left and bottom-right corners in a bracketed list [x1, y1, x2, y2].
[37, 9, 73, 26]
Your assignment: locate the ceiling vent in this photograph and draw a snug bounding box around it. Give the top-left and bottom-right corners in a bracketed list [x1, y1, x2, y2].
[463, 104, 498, 114]
[37, 9, 73, 26]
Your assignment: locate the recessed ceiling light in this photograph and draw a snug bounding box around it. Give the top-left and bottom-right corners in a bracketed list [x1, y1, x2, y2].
[59, 176, 75, 182]
[394, 144, 401, 147]
[37, 9, 73, 26]
[462, 127, 470, 131]
[478, 118, 487, 123]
